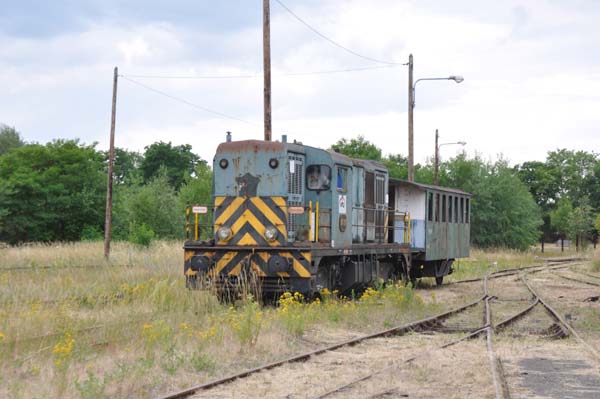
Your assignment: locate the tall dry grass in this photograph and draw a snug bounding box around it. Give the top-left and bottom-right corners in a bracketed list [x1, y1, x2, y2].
[0, 241, 442, 399]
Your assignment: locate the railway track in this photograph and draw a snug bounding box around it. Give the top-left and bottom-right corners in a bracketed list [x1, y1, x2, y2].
[153, 257, 595, 399]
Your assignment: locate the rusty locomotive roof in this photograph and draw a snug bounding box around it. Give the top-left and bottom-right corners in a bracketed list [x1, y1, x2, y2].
[216, 140, 285, 154]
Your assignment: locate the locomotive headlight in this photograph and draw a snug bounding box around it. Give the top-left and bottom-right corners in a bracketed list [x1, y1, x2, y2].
[264, 226, 278, 242]
[216, 226, 232, 241]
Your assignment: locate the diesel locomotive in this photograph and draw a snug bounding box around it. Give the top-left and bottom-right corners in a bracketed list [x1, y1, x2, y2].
[183, 135, 471, 297]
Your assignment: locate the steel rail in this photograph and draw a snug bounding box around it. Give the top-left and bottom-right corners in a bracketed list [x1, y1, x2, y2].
[155, 295, 486, 399]
[484, 275, 506, 399]
[521, 274, 600, 362]
[550, 271, 600, 287]
[154, 258, 585, 399]
[312, 274, 546, 399]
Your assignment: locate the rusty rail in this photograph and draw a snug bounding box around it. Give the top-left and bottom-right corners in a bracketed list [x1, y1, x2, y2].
[154, 294, 486, 399]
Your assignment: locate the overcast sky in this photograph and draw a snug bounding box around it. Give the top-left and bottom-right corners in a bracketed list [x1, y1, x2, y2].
[2, 0, 599, 165]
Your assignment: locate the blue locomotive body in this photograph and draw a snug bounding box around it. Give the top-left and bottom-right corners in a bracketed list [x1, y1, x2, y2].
[184, 138, 471, 296]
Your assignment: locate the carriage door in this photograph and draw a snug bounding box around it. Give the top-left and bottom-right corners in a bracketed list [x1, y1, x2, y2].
[287, 153, 304, 242]
[375, 173, 386, 243]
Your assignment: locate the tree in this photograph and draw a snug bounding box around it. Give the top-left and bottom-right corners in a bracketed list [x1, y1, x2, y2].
[550, 198, 573, 252]
[383, 154, 408, 179]
[330, 136, 382, 160]
[111, 148, 143, 186]
[178, 161, 213, 239]
[140, 141, 199, 190]
[0, 140, 105, 244]
[570, 198, 594, 251]
[0, 125, 24, 156]
[467, 161, 542, 250]
[112, 169, 182, 242]
[545, 149, 597, 207]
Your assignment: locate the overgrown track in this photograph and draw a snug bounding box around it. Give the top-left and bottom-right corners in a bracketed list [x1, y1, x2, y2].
[154, 258, 591, 399]
[157, 295, 485, 399]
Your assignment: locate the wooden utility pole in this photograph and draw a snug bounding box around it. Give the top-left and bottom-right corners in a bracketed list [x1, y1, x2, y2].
[104, 66, 118, 259]
[434, 129, 439, 185]
[263, 0, 272, 141]
[407, 54, 414, 182]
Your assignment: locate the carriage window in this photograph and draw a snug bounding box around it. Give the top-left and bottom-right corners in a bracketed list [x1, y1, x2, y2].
[336, 166, 348, 192]
[466, 198, 470, 223]
[448, 195, 453, 223]
[435, 193, 440, 222]
[442, 195, 447, 222]
[306, 165, 331, 190]
[428, 192, 434, 222]
[454, 196, 459, 223]
[460, 198, 464, 223]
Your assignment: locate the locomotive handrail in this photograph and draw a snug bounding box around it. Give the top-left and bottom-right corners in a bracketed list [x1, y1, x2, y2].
[185, 202, 411, 244]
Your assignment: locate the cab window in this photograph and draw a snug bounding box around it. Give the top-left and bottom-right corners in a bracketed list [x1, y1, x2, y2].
[336, 166, 348, 192]
[306, 165, 331, 190]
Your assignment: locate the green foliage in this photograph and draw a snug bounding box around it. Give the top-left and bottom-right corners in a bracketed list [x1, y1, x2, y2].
[442, 155, 542, 250]
[113, 171, 182, 241]
[80, 225, 104, 241]
[383, 154, 408, 179]
[110, 148, 143, 186]
[0, 140, 105, 244]
[331, 135, 382, 160]
[189, 351, 215, 372]
[569, 198, 594, 249]
[550, 198, 573, 238]
[0, 125, 24, 156]
[128, 223, 155, 247]
[141, 141, 199, 190]
[178, 161, 213, 209]
[594, 214, 600, 233]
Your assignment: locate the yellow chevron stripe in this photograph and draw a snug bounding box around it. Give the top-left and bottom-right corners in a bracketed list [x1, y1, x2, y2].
[230, 209, 280, 246]
[214, 197, 245, 226]
[250, 197, 287, 238]
[214, 196, 226, 207]
[272, 196, 286, 207]
[258, 252, 269, 264]
[279, 251, 311, 278]
[184, 251, 194, 262]
[237, 232, 258, 245]
[216, 252, 236, 273]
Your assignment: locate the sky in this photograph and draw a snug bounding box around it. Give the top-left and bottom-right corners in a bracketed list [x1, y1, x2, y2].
[2, 0, 600, 166]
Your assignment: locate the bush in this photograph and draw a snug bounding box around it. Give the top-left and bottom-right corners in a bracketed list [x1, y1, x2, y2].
[80, 225, 103, 241]
[128, 223, 155, 247]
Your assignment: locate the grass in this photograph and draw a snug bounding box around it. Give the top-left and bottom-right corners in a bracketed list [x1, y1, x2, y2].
[0, 240, 441, 399]
[448, 246, 591, 282]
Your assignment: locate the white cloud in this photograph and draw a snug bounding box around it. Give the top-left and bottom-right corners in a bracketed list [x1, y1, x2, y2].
[1, 0, 600, 167]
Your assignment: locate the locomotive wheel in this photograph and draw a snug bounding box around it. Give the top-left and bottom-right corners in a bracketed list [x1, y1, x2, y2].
[435, 276, 444, 286]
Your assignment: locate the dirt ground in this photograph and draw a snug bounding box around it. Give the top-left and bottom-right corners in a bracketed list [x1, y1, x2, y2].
[190, 263, 600, 399]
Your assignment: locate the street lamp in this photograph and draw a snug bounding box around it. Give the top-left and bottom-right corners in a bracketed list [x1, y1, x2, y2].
[434, 129, 466, 185]
[407, 54, 464, 182]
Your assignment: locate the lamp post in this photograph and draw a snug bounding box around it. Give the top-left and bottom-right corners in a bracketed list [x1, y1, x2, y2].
[434, 128, 466, 185]
[407, 54, 463, 182]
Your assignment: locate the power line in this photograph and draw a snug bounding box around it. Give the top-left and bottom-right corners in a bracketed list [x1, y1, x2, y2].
[120, 64, 399, 80]
[273, 0, 402, 66]
[120, 76, 257, 125]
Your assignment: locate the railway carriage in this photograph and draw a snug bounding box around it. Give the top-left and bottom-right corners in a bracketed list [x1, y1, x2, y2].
[183, 136, 471, 297]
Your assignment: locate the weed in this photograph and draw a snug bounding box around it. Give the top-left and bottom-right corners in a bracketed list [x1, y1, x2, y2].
[277, 292, 308, 336]
[75, 370, 108, 399]
[189, 351, 215, 373]
[160, 344, 185, 375]
[229, 298, 263, 347]
[591, 259, 600, 273]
